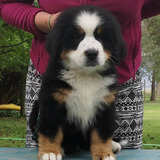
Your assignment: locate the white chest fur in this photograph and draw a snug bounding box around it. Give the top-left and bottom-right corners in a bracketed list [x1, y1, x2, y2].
[60, 70, 116, 131]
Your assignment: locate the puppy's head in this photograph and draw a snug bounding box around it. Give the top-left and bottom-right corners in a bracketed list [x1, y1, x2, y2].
[46, 5, 126, 71]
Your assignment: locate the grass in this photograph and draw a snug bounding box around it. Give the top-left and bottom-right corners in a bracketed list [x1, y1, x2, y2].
[0, 117, 26, 147]
[142, 102, 160, 149]
[0, 101, 160, 149]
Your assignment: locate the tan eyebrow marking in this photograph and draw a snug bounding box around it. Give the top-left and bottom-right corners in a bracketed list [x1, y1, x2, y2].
[77, 26, 85, 35]
[97, 26, 103, 34]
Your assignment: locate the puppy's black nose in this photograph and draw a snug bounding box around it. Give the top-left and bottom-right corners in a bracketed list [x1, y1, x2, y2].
[85, 49, 98, 60]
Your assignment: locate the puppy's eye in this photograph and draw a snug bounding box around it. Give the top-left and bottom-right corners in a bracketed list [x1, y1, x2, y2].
[95, 26, 107, 40]
[77, 27, 84, 35]
[97, 26, 104, 35]
[95, 26, 112, 40]
[62, 26, 85, 50]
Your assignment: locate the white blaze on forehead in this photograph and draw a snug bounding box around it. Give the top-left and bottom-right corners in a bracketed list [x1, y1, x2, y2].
[75, 11, 101, 36]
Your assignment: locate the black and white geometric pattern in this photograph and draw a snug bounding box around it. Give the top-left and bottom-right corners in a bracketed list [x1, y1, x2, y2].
[114, 69, 143, 148]
[25, 60, 143, 148]
[25, 60, 42, 148]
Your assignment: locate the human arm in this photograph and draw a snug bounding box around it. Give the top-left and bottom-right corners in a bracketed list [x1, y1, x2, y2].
[0, 0, 60, 36]
[142, 0, 160, 20]
[0, 0, 44, 36]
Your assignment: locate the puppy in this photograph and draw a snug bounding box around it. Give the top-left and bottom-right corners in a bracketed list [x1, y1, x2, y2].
[29, 5, 126, 160]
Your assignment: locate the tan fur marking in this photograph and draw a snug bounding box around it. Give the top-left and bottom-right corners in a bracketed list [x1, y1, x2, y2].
[97, 26, 103, 35]
[77, 26, 84, 35]
[104, 50, 112, 60]
[52, 88, 72, 104]
[91, 129, 115, 160]
[38, 128, 63, 159]
[60, 51, 70, 59]
[103, 90, 117, 104]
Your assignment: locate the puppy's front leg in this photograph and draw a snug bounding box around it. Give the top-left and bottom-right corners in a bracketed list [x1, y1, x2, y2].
[91, 129, 115, 160]
[38, 128, 63, 160]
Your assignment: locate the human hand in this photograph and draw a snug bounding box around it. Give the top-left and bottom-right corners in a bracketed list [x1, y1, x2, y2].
[35, 11, 61, 34]
[48, 12, 61, 30]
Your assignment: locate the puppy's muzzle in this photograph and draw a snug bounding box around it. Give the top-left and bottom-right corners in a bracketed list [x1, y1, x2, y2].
[85, 49, 98, 60]
[85, 49, 99, 66]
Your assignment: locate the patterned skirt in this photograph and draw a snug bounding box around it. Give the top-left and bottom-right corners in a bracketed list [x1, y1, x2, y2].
[25, 60, 143, 148]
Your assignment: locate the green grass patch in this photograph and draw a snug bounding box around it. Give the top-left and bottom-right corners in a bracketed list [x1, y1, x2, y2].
[142, 102, 160, 149]
[0, 117, 26, 147]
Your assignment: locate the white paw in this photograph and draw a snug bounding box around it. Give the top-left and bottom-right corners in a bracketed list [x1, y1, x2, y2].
[112, 141, 121, 153]
[104, 155, 115, 160]
[40, 153, 62, 160]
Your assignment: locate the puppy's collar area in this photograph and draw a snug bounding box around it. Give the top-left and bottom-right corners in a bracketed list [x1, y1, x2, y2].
[60, 67, 117, 131]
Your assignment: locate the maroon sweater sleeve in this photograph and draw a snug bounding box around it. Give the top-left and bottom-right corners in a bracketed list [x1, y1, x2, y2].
[0, 0, 44, 36]
[142, 0, 160, 20]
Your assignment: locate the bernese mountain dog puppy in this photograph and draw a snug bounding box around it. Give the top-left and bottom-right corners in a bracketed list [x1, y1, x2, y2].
[29, 5, 126, 160]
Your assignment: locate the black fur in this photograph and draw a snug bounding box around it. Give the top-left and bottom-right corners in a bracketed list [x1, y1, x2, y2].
[29, 5, 126, 155]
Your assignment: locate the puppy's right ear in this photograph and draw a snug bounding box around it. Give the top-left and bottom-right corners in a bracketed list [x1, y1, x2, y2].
[46, 26, 63, 55]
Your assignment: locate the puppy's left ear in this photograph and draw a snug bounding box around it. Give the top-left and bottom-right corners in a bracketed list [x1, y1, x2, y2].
[112, 38, 127, 65]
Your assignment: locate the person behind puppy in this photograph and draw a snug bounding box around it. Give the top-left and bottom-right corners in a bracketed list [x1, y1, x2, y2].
[0, 0, 160, 148]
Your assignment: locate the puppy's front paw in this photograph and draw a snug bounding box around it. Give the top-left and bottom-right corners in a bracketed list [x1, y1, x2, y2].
[92, 152, 115, 160]
[38, 128, 63, 160]
[104, 155, 115, 160]
[112, 141, 121, 154]
[91, 130, 116, 160]
[40, 153, 62, 160]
